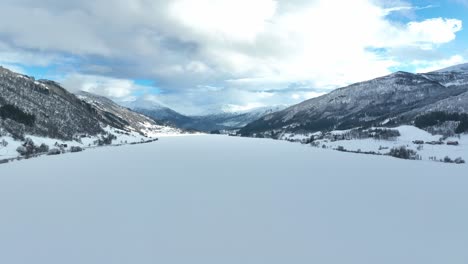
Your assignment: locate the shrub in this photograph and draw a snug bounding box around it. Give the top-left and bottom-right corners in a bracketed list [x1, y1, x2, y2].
[443, 156, 453, 163]
[16, 146, 29, 156]
[38, 143, 49, 153]
[369, 128, 401, 140]
[70, 146, 84, 153]
[388, 146, 420, 160]
[16, 139, 49, 156]
[47, 148, 61, 156]
[454, 157, 465, 164]
[17, 138, 36, 156]
[96, 133, 117, 146]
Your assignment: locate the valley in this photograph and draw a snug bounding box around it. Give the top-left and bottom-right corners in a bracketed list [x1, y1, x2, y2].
[0, 135, 467, 264]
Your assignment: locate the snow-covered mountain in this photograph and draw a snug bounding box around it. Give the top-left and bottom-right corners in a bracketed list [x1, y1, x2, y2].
[0, 66, 106, 140]
[128, 98, 286, 132]
[240, 65, 468, 137]
[0, 66, 180, 145]
[77, 91, 182, 136]
[434, 63, 468, 73]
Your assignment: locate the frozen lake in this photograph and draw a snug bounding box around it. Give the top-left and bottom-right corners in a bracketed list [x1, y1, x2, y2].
[0, 135, 467, 264]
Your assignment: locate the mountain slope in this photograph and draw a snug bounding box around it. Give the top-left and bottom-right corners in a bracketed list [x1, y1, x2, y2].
[77, 91, 180, 136]
[240, 69, 468, 137]
[0, 66, 104, 140]
[0, 66, 179, 142]
[132, 107, 194, 129]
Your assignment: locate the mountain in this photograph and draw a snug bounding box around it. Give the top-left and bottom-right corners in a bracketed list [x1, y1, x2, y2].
[127, 98, 286, 132]
[188, 106, 286, 131]
[0, 66, 178, 141]
[240, 66, 468, 137]
[134, 107, 193, 128]
[77, 91, 181, 136]
[434, 63, 468, 73]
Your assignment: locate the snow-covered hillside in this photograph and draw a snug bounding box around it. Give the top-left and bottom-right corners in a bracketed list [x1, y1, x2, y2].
[240, 68, 468, 137]
[0, 125, 181, 162]
[0, 135, 467, 264]
[283, 125, 467, 163]
[0, 66, 184, 162]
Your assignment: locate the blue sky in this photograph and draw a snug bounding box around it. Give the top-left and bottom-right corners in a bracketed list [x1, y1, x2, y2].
[0, 0, 467, 114]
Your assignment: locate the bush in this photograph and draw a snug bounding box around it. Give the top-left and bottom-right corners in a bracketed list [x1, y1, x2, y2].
[16, 139, 49, 156]
[388, 146, 420, 160]
[454, 157, 466, 164]
[70, 146, 84, 153]
[96, 133, 117, 146]
[368, 128, 401, 140]
[47, 148, 61, 156]
[16, 146, 29, 156]
[38, 143, 49, 153]
[443, 156, 453, 163]
[17, 138, 36, 156]
[1, 139, 8, 147]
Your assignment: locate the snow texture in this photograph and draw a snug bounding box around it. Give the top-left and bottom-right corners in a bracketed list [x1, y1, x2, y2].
[0, 135, 467, 264]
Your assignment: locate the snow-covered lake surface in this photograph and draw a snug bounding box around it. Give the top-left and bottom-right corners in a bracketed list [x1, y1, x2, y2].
[0, 135, 467, 264]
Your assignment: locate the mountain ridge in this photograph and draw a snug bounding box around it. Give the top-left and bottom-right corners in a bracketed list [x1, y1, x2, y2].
[0, 66, 179, 141]
[239, 66, 468, 137]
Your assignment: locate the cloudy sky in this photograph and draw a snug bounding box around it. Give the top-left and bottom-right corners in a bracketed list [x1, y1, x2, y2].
[0, 0, 467, 114]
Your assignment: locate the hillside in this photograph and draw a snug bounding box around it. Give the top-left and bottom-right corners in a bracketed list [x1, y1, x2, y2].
[0, 66, 181, 161]
[0, 67, 104, 140]
[77, 91, 181, 137]
[240, 68, 468, 137]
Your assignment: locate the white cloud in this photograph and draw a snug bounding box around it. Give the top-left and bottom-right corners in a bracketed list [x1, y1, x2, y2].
[413, 55, 465, 73]
[60, 74, 148, 99]
[406, 18, 462, 45]
[0, 0, 464, 112]
[169, 0, 277, 42]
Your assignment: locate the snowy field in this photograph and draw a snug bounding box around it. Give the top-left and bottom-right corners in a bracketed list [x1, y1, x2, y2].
[284, 126, 468, 163]
[0, 135, 467, 264]
[0, 125, 184, 160]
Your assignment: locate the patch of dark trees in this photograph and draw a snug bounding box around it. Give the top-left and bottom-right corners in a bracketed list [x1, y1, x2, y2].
[0, 104, 36, 126]
[415, 112, 468, 134]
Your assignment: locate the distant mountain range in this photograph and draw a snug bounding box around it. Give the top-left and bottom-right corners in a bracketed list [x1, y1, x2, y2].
[0, 66, 179, 141]
[125, 99, 286, 132]
[239, 64, 468, 137]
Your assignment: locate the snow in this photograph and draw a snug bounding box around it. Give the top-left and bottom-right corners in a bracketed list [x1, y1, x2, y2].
[0, 126, 182, 161]
[435, 63, 468, 73]
[0, 135, 467, 264]
[290, 126, 467, 162]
